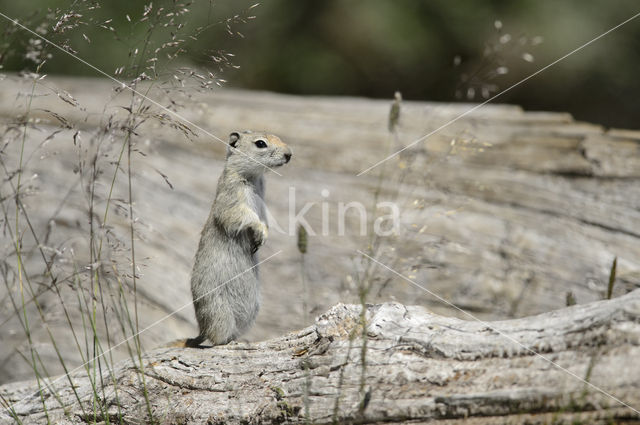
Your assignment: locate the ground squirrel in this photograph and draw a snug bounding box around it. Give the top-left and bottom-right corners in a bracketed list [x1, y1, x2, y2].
[184, 131, 291, 347]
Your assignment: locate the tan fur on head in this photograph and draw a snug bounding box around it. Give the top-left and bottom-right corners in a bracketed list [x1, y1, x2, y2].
[266, 134, 286, 147]
[226, 131, 292, 177]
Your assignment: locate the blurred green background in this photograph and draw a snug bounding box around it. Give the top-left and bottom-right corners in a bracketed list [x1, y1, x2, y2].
[1, 0, 639, 128]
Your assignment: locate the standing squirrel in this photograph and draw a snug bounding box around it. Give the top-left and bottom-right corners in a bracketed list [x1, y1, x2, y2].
[184, 131, 291, 347]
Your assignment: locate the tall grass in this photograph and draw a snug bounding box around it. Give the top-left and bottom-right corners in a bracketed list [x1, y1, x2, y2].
[332, 91, 406, 419]
[0, 1, 257, 421]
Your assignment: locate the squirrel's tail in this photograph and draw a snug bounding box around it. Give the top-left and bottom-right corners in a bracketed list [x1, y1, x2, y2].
[164, 335, 206, 348]
[185, 334, 206, 347]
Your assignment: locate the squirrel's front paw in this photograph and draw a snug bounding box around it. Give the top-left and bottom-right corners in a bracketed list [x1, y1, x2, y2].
[247, 222, 268, 254]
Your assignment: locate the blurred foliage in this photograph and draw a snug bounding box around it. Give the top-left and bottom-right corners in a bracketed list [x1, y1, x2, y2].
[1, 0, 639, 128]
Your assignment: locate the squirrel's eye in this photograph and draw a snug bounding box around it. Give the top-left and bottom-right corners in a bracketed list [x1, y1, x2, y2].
[254, 140, 268, 148]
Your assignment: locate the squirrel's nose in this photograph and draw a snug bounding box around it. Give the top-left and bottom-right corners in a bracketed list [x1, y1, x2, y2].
[284, 152, 292, 163]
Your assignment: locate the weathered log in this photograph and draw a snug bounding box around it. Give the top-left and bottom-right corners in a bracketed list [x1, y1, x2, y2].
[1, 289, 639, 424]
[1, 75, 640, 422]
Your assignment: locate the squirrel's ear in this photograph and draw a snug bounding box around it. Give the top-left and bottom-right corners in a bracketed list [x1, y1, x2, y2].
[229, 132, 240, 148]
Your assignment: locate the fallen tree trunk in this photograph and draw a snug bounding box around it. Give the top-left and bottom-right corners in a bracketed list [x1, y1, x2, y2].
[2, 76, 640, 384]
[2, 289, 639, 424]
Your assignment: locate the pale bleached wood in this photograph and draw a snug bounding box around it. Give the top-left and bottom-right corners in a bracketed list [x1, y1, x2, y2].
[1, 289, 639, 424]
[0, 75, 639, 425]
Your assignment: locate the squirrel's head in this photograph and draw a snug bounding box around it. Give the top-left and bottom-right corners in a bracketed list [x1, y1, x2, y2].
[226, 130, 292, 176]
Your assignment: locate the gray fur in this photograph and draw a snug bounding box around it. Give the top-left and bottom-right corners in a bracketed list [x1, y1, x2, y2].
[189, 131, 292, 346]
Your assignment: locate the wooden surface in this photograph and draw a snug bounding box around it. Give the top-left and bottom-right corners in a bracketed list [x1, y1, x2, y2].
[0, 74, 639, 409]
[1, 290, 639, 424]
